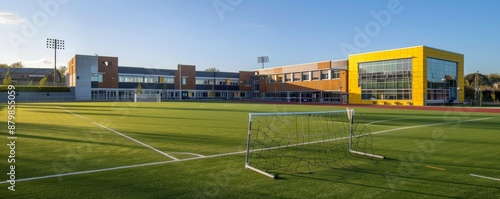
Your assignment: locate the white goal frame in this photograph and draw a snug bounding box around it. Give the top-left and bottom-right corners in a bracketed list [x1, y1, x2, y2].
[245, 109, 384, 179]
[134, 93, 161, 102]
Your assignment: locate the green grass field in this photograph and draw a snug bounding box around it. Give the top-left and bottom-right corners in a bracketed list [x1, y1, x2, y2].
[1, 102, 499, 198]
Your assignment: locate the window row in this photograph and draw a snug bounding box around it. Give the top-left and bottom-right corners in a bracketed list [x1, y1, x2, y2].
[268, 70, 341, 83]
[91, 73, 103, 83]
[360, 81, 412, 89]
[195, 78, 239, 85]
[361, 89, 412, 100]
[426, 58, 458, 85]
[118, 75, 175, 83]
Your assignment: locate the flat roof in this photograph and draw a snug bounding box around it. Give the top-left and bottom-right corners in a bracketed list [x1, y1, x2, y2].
[348, 45, 464, 57]
[0, 68, 55, 74]
[254, 59, 348, 71]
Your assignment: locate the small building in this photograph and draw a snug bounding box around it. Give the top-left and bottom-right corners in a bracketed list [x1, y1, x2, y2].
[253, 60, 348, 103]
[67, 54, 248, 101]
[0, 68, 62, 86]
[348, 46, 464, 106]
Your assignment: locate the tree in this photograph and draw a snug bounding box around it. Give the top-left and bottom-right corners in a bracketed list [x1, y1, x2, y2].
[9, 62, 24, 68]
[204, 67, 220, 72]
[463, 79, 475, 100]
[2, 69, 12, 85]
[487, 73, 500, 84]
[58, 66, 67, 82]
[465, 72, 489, 86]
[136, 83, 142, 94]
[492, 83, 498, 103]
[492, 90, 496, 103]
[29, 80, 33, 87]
[39, 77, 47, 87]
[0, 63, 8, 68]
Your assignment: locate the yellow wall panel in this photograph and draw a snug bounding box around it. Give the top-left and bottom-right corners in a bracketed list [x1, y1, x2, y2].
[348, 46, 463, 106]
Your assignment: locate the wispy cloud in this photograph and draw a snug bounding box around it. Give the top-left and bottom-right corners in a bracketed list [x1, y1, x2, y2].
[0, 12, 25, 25]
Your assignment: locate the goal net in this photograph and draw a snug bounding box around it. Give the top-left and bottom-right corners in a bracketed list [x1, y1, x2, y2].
[245, 109, 384, 178]
[134, 93, 161, 102]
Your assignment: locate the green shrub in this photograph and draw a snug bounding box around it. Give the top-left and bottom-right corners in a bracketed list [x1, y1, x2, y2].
[0, 86, 70, 92]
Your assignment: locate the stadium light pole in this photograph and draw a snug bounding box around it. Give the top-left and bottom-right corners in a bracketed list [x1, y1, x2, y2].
[46, 38, 65, 86]
[179, 64, 182, 101]
[442, 78, 446, 106]
[257, 56, 269, 69]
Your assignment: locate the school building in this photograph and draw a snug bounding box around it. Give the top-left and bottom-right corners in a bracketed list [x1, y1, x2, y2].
[66, 45, 464, 106]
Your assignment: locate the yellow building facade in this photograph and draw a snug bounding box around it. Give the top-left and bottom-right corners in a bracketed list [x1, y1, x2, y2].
[348, 46, 464, 106]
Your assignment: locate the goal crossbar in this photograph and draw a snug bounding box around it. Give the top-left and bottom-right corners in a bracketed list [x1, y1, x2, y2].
[134, 93, 161, 102]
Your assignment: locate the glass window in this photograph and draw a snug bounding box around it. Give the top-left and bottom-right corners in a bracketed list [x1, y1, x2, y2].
[293, 72, 301, 81]
[302, 72, 310, 81]
[321, 70, 329, 80]
[160, 76, 175, 84]
[182, 77, 187, 85]
[332, 70, 341, 79]
[285, 74, 292, 82]
[312, 71, 320, 80]
[196, 77, 213, 85]
[119, 75, 143, 83]
[165, 77, 174, 83]
[358, 58, 412, 100]
[144, 76, 158, 83]
[215, 78, 227, 85]
[244, 79, 251, 86]
[266, 75, 274, 83]
[91, 73, 103, 83]
[426, 58, 458, 101]
[276, 74, 283, 82]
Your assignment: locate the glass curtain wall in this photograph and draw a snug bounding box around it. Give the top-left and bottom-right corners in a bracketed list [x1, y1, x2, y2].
[426, 58, 458, 103]
[359, 58, 413, 100]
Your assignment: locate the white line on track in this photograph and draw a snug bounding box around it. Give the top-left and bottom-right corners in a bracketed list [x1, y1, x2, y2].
[3, 116, 493, 185]
[470, 174, 500, 181]
[57, 106, 179, 161]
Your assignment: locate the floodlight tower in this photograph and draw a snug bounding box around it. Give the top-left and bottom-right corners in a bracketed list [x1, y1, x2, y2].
[257, 56, 269, 69]
[46, 38, 65, 86]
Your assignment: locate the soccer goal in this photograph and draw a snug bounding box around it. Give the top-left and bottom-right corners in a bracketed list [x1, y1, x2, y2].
[134, 93, 161, 102]
[245, 109, 384, 178]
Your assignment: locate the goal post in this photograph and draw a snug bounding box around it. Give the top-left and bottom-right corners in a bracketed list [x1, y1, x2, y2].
[134, 93, 161, 102]
[245, 109, 384, 179]
[347, 108, 385, 159]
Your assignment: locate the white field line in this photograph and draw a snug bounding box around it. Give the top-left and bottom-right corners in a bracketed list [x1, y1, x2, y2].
[0, 151, 246, 184]
[365, 116, 465, 125]
[3, 116, 493, 185]
[470, 174, 500, 181]
[57, 106, 179, 161]
[366, 118, 412, 125]
[370, 117, 492, 136]
[168, 152, 205, 157]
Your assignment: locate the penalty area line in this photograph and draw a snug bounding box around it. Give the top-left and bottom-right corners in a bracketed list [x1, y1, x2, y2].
[470, 174, 500, 181]
[57, 106, 179, 161]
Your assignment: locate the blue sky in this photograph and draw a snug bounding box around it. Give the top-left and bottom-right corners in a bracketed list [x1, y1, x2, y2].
[0, 0, 498, 74]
